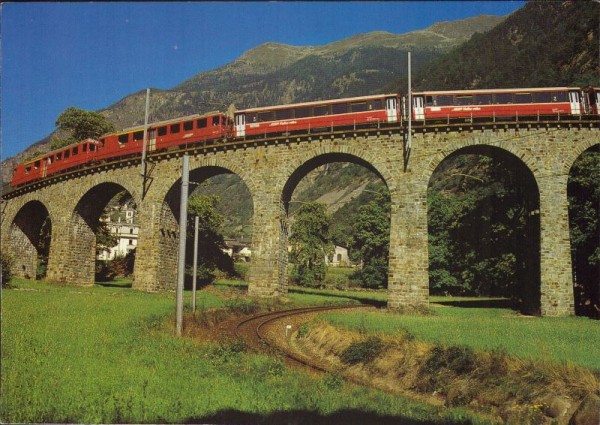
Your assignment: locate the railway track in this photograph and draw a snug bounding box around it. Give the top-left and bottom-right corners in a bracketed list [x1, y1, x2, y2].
[233, 304, 371, 373]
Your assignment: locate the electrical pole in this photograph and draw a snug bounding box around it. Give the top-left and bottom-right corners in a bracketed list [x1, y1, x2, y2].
[141, 88, 150, 178]
[175, 154, 190, 336]
[408, 52, 412, 151]
[192, 215, 199, 312]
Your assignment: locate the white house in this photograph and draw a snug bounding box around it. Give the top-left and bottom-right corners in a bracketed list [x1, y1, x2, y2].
[97, 223, 139, 260]
[326, 245, 350, 267]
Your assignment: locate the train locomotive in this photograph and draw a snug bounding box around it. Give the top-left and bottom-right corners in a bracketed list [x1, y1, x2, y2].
[10, 86, 599, 187]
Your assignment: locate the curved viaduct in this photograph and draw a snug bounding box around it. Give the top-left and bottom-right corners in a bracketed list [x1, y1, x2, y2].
[2, 122, 598, 316]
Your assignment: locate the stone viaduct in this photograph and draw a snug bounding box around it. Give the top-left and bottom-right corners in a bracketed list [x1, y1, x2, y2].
[2, 122, 598, 316]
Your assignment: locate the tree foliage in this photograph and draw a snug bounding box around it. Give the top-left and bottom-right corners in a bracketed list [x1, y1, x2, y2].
[51, 107, 115, 150]
[289, 202, 332, 287]
[351, 190, 390, 288]
[568, 147, 600, 318]
[427, 154, 540, 313]
[186, 193, 234, 284]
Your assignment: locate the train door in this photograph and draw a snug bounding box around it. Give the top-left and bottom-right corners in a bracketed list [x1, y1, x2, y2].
[568, 90, 581, 116]
[385, 97, 398, 122]
[42, 157, 49, 178]
[148, 128, 157, 151]
[413, 96, 425, 120]
[235, 113, 245, 137]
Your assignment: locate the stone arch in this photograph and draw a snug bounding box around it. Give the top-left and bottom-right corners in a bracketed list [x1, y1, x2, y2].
[154, 162, 256, 291]
[6, 200, 52, 280]
[47, 182, 138, 285]
[282, 145, 396, 203]
[425, 138, 540, 183]
[427, 144, 541, 313]
[278, 149, 393, 294]
[567, 143, 599, 318]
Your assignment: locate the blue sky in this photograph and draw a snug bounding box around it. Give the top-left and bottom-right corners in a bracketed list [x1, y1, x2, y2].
[1, 1, 525, 160]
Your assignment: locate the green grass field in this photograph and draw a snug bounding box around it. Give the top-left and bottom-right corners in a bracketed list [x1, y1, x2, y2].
[322, 305, 600, 371]
[2, 278, 486, 424]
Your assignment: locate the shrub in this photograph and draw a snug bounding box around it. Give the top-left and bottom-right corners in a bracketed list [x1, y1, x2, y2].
[340, 336, 384, 365]
[1, 252, 13, 287]
[297, 324, 310, 339]
[225, 298, 260, 315]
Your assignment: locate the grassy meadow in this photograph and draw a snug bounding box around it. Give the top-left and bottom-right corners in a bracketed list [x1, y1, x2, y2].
[2, 278, 487, 424]
[321, 303, 600, 372]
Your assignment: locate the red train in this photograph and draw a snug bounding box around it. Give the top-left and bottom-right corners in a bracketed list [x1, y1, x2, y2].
[410, 87, 599, 122]
[11, 87, 599, 187]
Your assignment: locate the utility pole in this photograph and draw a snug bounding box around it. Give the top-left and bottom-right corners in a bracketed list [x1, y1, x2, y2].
[192, 215, 199, 312]
[175, 154, 190, 336]
[141, 88, 151, 198]
[408, 51, 412, 151]
[141, 88, 150, 178]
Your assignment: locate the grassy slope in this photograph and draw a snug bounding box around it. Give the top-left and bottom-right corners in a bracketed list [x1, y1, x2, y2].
[1, 278, 483, 424]
[322, 306, 600, 371]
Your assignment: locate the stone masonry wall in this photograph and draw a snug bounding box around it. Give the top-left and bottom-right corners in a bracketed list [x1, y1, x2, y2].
[2, 125, 597, 316]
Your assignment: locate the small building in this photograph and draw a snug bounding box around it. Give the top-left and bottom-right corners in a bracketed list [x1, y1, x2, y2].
[222, 239, 252, 262]
[326, 245, 350, 267]
[97, 223, 139, 260]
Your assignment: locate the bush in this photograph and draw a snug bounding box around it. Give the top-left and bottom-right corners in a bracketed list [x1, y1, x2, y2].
[1, 252, 14, 287]
[340, 336, 384, 365]
[225, 298, 260, 315]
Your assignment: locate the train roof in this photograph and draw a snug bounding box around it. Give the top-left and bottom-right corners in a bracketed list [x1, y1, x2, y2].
[411, 87, 582, 96]
[117, 111, 223, 134]
[236, 93, 398, 114]
[17, 139, 100, 166]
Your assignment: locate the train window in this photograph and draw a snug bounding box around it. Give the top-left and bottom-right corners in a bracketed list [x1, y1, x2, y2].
[56, 152, 62, 160]
[295, 107, 311, 118]
[158, 126, 167, 136]
[118, 134, 129, 144]
[25, 166, 31, 174]
[184, 121, 193, 131]
[332, 103, 349, 114]
[133, 131, 144, 141]
[474, 94, 492, 104]
[550, 91, 568, 102]
[171, 123, 180, 133]
[425, 96, 434, 107]
[197, 118, 207, 128]
[370, 99, 383, 110]
[212, 116, 220, 126]
[514, 93, 532, 104]
[46, 156, 53, 164]
[314, 105, 329, 116]
[89, 144, 96, 151]
[72, 147, 78, 155]
[436, 95, 453, 106]
[495, 93, 513, 104]
[65, 150, 70, 159]
[350, 102, 368, 112]
[34, 160, 40, 169]
[535, 92, 552, 103]
[275, 108, 292, 120]
[258, 111, 274, 122]
[83, 144, 87, 153]
[455, 95, 474, 106]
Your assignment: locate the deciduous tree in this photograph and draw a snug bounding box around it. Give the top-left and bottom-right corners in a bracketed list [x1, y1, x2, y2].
[51, 107, 115, 150]
[289, 202, 332, 287]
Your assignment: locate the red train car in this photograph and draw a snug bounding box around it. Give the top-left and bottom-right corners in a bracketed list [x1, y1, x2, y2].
[582, 86, 599, 115]
[97, 112, 232, 162]
[234, 93, 400, 138]
[409, 87, 587, 122]
[11, 139, 100, 187]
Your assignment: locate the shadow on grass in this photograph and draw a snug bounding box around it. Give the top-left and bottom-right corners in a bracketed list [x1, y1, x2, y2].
[289, 287, 387, 308]
[95, 280, 133, 288]
[189, 408, 468, 425]
[434, 298, 514, 309]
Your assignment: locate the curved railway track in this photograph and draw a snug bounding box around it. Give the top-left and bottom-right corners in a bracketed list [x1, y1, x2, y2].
[233, 305, 371, 372]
